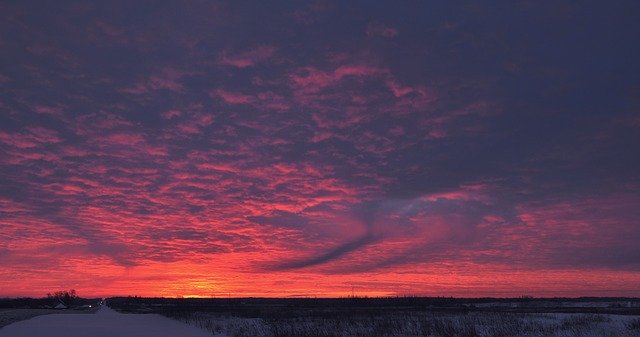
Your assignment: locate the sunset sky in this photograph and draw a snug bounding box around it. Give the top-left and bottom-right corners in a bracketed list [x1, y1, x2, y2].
[1, 1, 640, 298]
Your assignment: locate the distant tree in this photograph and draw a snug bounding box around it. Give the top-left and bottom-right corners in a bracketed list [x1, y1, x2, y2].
[48, 289, 79, 306]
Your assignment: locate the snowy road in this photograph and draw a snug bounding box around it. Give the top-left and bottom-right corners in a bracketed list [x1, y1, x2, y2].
[0, 305, 221, 337]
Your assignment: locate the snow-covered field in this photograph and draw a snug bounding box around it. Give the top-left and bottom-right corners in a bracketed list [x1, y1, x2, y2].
[170, 311, 640, 337]
[0, 305, 225, 337]
[0, 309, 65, 328]
[2, 304, 639, 337]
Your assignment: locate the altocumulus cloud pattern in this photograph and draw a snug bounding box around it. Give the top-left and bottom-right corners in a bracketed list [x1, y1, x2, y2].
[1, 1, 639, 298]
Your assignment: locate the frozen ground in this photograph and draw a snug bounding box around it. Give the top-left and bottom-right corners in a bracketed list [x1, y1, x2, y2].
[170, 311, 640, 337]
[0, 305, 226, 337]
[6, 303, 636, 337]
[0, 309, 66, 328]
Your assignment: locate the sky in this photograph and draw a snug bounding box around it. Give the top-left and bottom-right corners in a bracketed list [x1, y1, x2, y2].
[1, 1, 639, 298]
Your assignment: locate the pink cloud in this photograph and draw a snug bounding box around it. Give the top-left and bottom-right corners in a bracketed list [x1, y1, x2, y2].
[120, 83, 148, 94]
[0, 133, 34, 149]
[289, 67, 334, 89]
[162, 110, 182, 119]
[290, 64, 384, 93]
[59, 145, 91, 158]
[196, 114, 214, 126]
[218, 46, 276, 68]
[103, 132, 145, 146]
[142, 144, 169, 157]
[122, 68, 190, 94]
[427, 129, 447, 139]
[74, 113, 133, 136]
[33, 105, 64, 116]
[256, 91, 291, 110]
[494, 193, 640, 270]
[175, 113, 214, 135]
[421, 184, 488, 202]
[386, 80, 415, 97]
[385, 80, 435, 103]
[176, 124, 201, 134]
[213, 89, 254, 104]
[0, 128, 62, 148]
[196, 163, 239, 174]
[334, 65, 382, 78]
[311, 131, 334, 143]
[388, 126, 405, 136]
[147, 76, 184, 92]
[25, 127, 62, 143]
[212, 89, 289, 111]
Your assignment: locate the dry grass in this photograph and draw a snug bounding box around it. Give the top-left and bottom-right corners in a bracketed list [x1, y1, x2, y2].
[168, 311, 640, 337]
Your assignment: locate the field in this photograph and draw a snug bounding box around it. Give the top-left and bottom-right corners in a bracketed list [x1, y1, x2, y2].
[0, 307, 99, 329]
[166, 311, 640, 337]
[0, 309, 61, 329]
[0, 305, 213, 337]
[108, 297, 640, 337]
[0, 297, 100, 329]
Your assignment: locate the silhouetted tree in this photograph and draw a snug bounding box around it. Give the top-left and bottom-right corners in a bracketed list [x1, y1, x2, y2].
[47, 289, 78, 306]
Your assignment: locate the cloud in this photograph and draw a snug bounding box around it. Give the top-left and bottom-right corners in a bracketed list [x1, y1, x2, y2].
[2, 0, 639, 297]
[33, 105, 64, 116]
[272, 232, 378, 270]
[122, 68, 191, 94]
[162, 110, 182, 119]
[289, 64, 384, 93]
[263, 185, 500, 273]
[218, 46, 276, 68]
[213, 89, 291, 111]
[102, 132, 145, 146]
[0, 127, 62, 149]
[213, 89, 254, 104]
[175, 113, 214, 135]
[366, 21, 399, 38]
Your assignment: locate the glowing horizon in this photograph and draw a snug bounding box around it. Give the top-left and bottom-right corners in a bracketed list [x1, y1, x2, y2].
[1, 1, 639, 298]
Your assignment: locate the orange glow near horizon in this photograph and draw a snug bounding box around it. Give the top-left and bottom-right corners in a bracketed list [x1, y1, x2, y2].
[2, 177, 640, 298]
[3, 256, 640, 298]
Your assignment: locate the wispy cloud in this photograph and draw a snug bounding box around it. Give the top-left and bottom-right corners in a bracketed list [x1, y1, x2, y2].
[218, 46, 276, 68]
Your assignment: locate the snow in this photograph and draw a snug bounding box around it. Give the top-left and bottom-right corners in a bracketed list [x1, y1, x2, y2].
[0, 305, 227, 337]
[2, 306, 638, 337]
[175, 311, 640, 337]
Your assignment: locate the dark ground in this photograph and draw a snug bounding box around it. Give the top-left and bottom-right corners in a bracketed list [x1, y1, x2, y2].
[106, 296, 640, 318]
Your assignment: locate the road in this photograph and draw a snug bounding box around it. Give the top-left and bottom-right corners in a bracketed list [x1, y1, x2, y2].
[0, 305, 222, 337]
